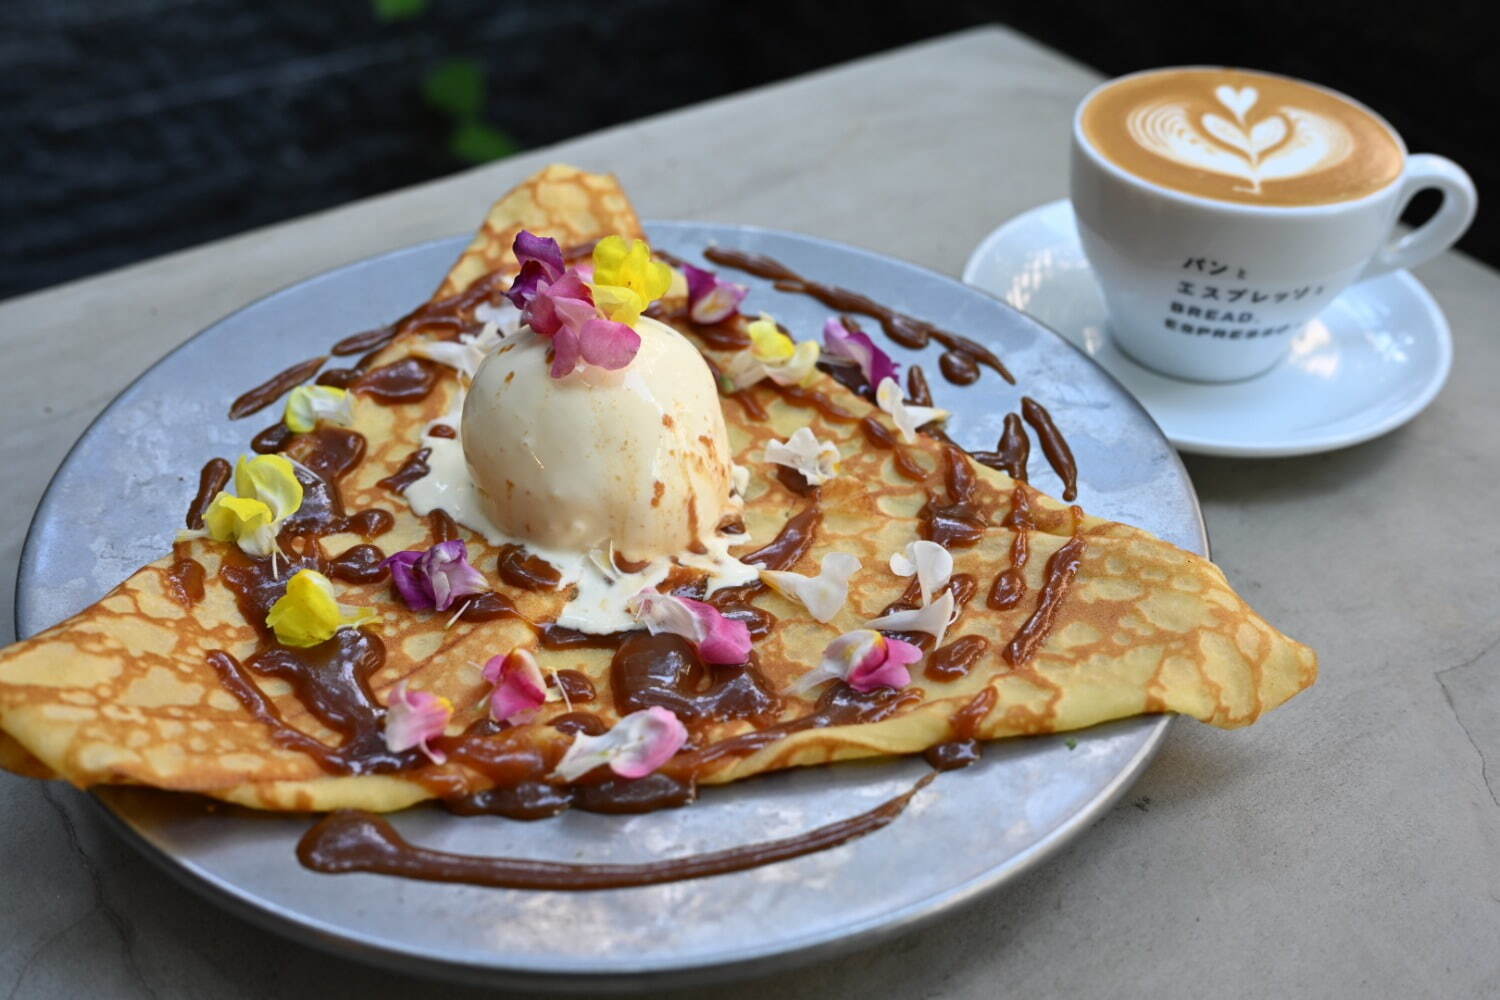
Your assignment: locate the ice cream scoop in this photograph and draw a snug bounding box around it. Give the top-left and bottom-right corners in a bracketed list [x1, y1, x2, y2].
[462, 315, 735, 562]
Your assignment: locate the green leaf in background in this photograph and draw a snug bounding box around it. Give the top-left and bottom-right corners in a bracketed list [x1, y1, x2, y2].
[449, 121, 518, 164]
[372, 0, 427, 22]
[423, 58, 486, 119]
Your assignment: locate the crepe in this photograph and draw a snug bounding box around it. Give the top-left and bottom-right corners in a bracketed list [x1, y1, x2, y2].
[0, 165, 1316, 813]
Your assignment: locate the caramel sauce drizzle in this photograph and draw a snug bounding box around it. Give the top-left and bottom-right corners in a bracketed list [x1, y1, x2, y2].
[703, 246, 1015, 385]
[229, 356, 327, 420]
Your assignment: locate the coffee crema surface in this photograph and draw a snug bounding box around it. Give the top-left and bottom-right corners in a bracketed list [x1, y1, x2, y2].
[1081, 68, 1403, 207]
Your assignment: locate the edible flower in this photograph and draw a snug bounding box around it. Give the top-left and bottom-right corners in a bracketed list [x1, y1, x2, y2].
[284, 386, 354, 434]
[875, 377, 949, 443]
[761, 551, 861, 623]
[822, 317, 899, 389]
[790, 629, 923, 695]
[412, 323, 505, 381]
[265, 569, 377, 647]
[382, 540, 488, 612]
[864, 589, 957, 648]
[504, 232, 643, 378]
[482, 648, 548, 725]
[683, 262, 749, 324]
[627, 589, 752, 665]
[723, 314, 821, 389]
[383, 680, 452, 765]
[193, 454, 304, 557]
[763, 427, 840, 486]
[553, 706, 687, 781]
[888, 540, 953, 606]
[504, 230, 567, 311]
[590, 235, 673, 326]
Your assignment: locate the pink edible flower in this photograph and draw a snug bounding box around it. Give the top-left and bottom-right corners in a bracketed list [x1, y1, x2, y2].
[504, 231, 643, 377]
[823, 317, 900, 390]
[383, 680, 452, 764]
[627, 589, 752, 665]
[382, 540, 488, 612]
[791, 629, 922, 695]
[553, 707, 688, 781]
[683, 263, 749, 324]
[482, 649, 548, 725]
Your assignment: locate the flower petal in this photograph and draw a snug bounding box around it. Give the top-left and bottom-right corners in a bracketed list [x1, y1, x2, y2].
[823, 318, 899, 389]
[235, 454, 304, 522]
[763, 426, 840, 486]
[485, 649, 548, 725]
[791, 629, 884, 694]
[864, 589, 957, 648]
[412, 323, 504, 381]
[383, 680, 452, 765]
[201, 493, 276, 556]
[577, 317, 642, 371]
[888, 540, 954, 606]
[683, 263, 749, 324]
[284, 385, 354, 433]
[747, 315, 794, 361]
[875, 377, 949, 443]
[505, 231, 566, 310]
[382, 541, 487, 612]
[553, 706, 687, 781]
[847, 635, 921, 692]
[761, 551, 861, 623]
[266, 569, 376, 648]
[627, 590, 751, 665]
[381, 549, 433, 610]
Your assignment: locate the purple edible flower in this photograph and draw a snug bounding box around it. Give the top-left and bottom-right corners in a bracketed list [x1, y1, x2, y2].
[504, 231, 567, 311]
[683, 263, 749, 324]
[382, 540, 488, 612]
[823, 317, 900, 389]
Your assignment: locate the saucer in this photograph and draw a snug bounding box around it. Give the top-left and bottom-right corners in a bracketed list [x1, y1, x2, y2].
[962, 199, 1453, 457]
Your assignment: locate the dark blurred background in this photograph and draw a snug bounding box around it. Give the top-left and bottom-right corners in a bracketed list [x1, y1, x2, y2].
[2, 0, 1490, 299]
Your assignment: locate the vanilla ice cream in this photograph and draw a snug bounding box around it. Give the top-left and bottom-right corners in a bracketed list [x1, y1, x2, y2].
[461, 315, 735, 562]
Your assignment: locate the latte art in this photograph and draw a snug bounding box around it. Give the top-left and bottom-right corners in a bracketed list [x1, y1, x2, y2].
[1082, 69, 1403, 206]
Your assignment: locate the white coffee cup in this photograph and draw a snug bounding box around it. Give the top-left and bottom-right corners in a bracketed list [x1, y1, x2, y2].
[1070, 67, 1477, 382]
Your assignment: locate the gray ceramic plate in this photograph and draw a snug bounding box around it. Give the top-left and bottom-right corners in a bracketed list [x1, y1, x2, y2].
[16, 222, 1204, 991]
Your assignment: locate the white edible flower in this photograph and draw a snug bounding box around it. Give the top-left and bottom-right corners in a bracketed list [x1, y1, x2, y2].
[764, 427, 840, 486]
[875, 377, 948, 443]
[761, 552, 862, 623]
[888, 540, 953, 606]
[865, 589, 957, 648]
[413, 323, 505, 381]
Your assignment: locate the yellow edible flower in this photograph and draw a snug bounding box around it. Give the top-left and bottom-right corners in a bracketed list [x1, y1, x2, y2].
[194, 454, 304, 556]
[266, 570, 376, 648]
[284, 385, 353, 433]
[202, 494, 274, 547]
[591, 235, 673, 325]
[748, 314, 795, 362]
[735, 313, 819, 387]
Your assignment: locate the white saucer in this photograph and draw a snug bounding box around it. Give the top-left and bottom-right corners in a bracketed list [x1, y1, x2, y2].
[962, 199, 1453, 457]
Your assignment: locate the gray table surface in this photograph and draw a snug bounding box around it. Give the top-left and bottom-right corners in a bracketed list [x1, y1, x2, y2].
[2, 25, 1496, 1000]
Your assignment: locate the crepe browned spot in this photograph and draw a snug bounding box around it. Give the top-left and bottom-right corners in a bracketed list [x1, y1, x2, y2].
[0, 166, 1316, 812]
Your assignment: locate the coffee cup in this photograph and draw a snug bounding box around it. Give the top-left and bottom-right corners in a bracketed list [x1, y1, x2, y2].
[1070, 66, 1476, 382]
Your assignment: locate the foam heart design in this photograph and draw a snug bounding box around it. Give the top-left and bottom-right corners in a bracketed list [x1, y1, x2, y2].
[1214, 85, 1258, 120]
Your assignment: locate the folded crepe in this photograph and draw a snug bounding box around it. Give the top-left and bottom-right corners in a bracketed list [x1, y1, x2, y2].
[0, 164, 1316, 812]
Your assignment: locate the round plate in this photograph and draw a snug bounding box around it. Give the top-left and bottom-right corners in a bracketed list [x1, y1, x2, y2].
[16, 222, 1204, 991]
[962, 199, 1454, 457]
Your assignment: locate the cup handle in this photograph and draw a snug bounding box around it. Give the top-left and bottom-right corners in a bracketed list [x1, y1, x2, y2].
[1360, 153, 1477, 281]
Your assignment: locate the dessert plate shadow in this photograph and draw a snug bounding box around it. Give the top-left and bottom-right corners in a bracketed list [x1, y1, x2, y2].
[16, 222, 1204, 991]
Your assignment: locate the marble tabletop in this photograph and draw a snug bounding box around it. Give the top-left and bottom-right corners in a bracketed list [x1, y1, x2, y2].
[2, 25, 1497, 999]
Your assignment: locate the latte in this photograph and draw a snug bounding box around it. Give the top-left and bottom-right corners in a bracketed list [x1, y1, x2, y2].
[1081, 67, 1403, 207]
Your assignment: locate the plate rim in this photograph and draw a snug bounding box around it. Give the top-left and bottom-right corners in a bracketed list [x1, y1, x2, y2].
[961, 198, 1454, 458]
[14, 221, 1198, 988]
